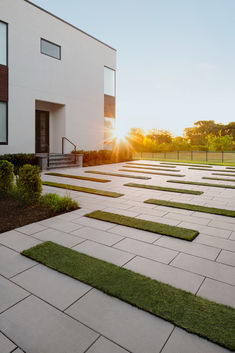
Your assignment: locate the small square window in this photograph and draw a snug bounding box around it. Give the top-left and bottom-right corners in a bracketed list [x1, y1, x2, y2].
[41, 38, 61, 60]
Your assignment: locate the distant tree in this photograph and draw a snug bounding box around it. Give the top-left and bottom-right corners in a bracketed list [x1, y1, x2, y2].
[183, 120, 220, 145]
[146, 129, 172, 144]
[207, 133, 233, 151]
[126, 128, 145, 151]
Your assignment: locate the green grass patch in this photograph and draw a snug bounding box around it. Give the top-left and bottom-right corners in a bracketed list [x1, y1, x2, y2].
[189, 168, 235, 172]
[84, 170, 151, 180]
[124, 182, 203, 195]
[203, 177, 235, 183]
[167, 180, 235, 189]
[226, 167, 235, 169]
[126, 162, 177, 168]
[41, 193, 78, 213]
[161, 162, 213, 168]
[42, 181, 123, 198]
[119, 169, 185, 177]
[45, 172, 110, 183]
[144, 198, 235, 217]
[85, 210, 198, 240]
[22, 241, 235, 351]
[122, 165, 181, 172]
[212, 172, 235, 177]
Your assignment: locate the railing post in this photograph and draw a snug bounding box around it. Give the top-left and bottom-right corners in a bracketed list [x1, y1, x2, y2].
[74, 147, 77, 164]
[62, 137, 64, 154]
[206, 151, 208, 162]
[177, 151, 179, 160]
[222, 151, 224, 163]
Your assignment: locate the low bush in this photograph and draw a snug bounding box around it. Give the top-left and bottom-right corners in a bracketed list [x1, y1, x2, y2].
[16, 164, 42, 205]
[74, 148, 133, 166]
[0, 153, 38, 174]
[41, 193, 78, 213]
[0, 160, 14, 194]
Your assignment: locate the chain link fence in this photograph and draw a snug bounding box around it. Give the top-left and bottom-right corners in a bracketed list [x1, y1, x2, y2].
[133, 151, 235, 163]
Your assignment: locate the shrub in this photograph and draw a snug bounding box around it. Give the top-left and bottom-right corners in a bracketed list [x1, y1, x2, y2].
[0, 160, 14, 194]
[0, 153, 38, 174]
[41, 193, 78, 213]
[16, 164, 42, 205]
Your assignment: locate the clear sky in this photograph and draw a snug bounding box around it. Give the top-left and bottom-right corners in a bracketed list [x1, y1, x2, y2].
[31, 0, 235, 136]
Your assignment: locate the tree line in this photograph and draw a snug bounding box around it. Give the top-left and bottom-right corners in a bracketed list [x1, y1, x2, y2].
[126, 120, 235, 152]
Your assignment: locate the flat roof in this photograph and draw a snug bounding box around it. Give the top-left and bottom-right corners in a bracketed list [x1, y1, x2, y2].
[24, 0, 116, 51]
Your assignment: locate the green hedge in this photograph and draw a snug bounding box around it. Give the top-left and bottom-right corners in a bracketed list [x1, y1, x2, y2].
[0, 160, 14, 194]
[75, 148, 133, 166]
[0, 154, 38, 174]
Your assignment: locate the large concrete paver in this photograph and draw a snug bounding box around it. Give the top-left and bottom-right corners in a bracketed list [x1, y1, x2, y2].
[0, 275, 29, 313]
[0, 296, 98, 353]
[32, 228, 84, 248]
[216, 250, 235, 266]
[66, 289, 173, 353]
[161, 327, 231, 353]
[0, 230, 41, 252]
[195, 234, 235, 252]
[71, 226, 124, 246]
[109, 224, 161, 243]
[72, 216, 117, 230]
[0, 246, 36, 278]
[178, 222, 232, 238]
[72, 240, 135, 266]
[12, 264, 91, 311]
[197, 278, 235, 308]
[16, 223, 46, 235]
[86, 336, 128, 353]
[114, 237, 178, 264]
[0, 331, 16, 353]
[171, 253, 235, 285]
[124, 256, 204, 293]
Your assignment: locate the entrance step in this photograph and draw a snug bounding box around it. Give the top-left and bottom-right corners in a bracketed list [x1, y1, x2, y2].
[37, 153, 83, 170]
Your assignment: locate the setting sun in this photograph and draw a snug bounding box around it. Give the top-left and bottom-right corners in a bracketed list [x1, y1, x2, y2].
[113, 126, 129, 141]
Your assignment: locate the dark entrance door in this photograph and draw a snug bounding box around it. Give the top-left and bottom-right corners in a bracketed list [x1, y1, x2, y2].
[35, 110, 49, 153]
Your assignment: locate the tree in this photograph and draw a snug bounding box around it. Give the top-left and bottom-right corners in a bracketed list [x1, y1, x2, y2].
[146, 129, 172, 144]
[207, 133, 233, 151]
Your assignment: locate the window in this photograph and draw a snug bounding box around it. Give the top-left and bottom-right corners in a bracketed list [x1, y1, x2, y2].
[104, 67, 115, 96]
[0, 102, 7, 144]
[41, 38, 61, 60]
[104, 117, 115, 148]
[0, 21, 7, 66]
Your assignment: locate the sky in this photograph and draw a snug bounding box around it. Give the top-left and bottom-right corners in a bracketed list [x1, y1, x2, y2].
[31, 0, 235, 136]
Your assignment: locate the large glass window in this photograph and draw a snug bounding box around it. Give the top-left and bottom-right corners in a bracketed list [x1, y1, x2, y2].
[104, 117, 115, 149]
[0, 102, 7, 144]
[41, 38, 61, 60]
[104, 67, 115, 96]
[0, 21, 7, 66]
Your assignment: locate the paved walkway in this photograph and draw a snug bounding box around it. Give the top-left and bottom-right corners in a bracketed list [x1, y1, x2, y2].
[0, 161, 234, 353]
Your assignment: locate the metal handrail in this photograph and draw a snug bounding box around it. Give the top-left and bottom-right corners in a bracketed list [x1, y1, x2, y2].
[62, 137, 77, 163]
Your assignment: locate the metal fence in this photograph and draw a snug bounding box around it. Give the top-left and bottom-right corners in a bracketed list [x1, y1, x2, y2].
[133, 151, 235, 163]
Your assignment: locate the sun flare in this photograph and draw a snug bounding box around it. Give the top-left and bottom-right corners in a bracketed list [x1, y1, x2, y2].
[113, 126, 128, 141]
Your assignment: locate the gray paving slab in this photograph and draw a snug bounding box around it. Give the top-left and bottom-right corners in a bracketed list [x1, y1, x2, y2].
[195, 234, 235, 252]
[161, 327, 230, 353]
[197, 278, 235, 308]
[109, 225, 161, 243]
[12, 349, 24, 353]
[171, 253, 235, 285]
[86, 336, 128, 353]
[155, 236, 220, 260]
[229, 231, 235, 240]
[163, 212, 211, 225]
[0, 275, 29, 313]
[137, 213, 181, 226]
[124, 256, 204, 293]
[0, 296, 98, 353]
[73, 240, 135, 266]
[16, 223, 46, 235]
[216, 250, 235, 266]
[72, 216, 117, 230]
[32, 228, 84, 248]
[66, 289, 173, 353]
[0, 230, 41, 252]
[71, 226, 124, 246]
[178, 222, 231, 238]
[44, 219, 83, 233]
[0, 332, 16, 353]
[12, 264, 91, 311]
[208, 220, 235, 231]
[0, 246, 36, 278]
[114, 238, 178, 264]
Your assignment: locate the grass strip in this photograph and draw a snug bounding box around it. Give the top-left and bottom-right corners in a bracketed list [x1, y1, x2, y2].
[122, 165, 181, 172]
[119, 169, 185, 177]
[203, 177, 235, 183]
[84, 170, 151, 180]
[45, 172, 110, 183]
[212, 172, 235, 177]
[124, 182, 203, 195]
[189, 168, 235, 173]
[22, 241, 235, 351]
[167, 180, 235, 189]
[126, 162, 176, 168]
[160, 162, 213, 168]
[226, 167, 235, 169]
[144, 198, 235, 217]
[85, 210, 198, 240]
[42, 181, 123, 198]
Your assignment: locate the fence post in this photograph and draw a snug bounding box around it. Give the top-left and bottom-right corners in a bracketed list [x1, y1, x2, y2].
[177, 151, 179, 160]
[164, 152, 166, 159]
[206, 151, 208, 162]
[222, 151, 224, 163]
[191, 151, 193, 161]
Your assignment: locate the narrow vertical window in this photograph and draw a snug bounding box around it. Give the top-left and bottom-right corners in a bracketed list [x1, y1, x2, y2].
[104, 67, 115, 96]
[0, 102, 7, 143]
[0, 21, 7, 66]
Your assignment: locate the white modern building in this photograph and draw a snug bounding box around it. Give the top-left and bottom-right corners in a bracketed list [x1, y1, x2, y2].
[0, 0, 116, 155]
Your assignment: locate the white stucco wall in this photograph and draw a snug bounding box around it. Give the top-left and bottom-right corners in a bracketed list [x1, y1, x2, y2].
[0, 0, 116, 154]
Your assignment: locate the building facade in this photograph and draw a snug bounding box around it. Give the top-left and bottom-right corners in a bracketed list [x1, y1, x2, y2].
[0, 0, 116, 154]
